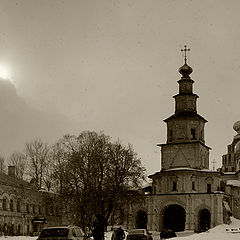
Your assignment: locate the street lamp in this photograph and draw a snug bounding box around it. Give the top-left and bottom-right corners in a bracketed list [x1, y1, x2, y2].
[22, 214, 25, 236]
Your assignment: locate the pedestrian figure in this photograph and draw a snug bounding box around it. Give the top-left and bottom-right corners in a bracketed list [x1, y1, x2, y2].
[116, 227, 125, 240]
[92, 220, 99, 240]
[111, 228, 118, 240]
[92, 219, 104, 240]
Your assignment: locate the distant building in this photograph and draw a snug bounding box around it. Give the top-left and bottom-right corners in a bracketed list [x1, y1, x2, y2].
[219, 121, 240, 221]
[124, 48, 232, 232]
[222, 121, 240, 173]
[0, 166, 63, 236]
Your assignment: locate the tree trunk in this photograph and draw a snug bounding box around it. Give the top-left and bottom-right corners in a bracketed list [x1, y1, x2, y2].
[93, 214, 105, 240]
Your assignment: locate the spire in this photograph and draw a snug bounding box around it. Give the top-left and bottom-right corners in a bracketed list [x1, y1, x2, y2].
[179, 45, 193, 78]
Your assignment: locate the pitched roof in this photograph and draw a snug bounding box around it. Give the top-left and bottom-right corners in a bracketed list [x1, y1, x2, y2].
[164, 112, 207, 123]
[0, 172, 35, 190]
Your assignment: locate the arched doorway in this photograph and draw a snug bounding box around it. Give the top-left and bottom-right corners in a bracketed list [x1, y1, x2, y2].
[136, 210, 147, 229]
[163, 204, 185, 232]
[199, 209, 211, 231]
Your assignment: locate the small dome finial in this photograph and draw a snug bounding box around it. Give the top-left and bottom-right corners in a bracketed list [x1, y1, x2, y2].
[179, 45, 193, 77]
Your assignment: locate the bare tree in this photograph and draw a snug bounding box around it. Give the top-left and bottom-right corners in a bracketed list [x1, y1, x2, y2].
[53, 131, 146, 239]
[8, 151, 26, 179]
[25, 139, 50, 189]
[51, 134, 79, 193]
[0, 155, 6, 173]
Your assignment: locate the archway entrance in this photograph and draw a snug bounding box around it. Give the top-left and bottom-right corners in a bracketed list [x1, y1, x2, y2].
[163, 204, 185, 232]
[199, 209, 211, 231]
[136, 210, 147, 229]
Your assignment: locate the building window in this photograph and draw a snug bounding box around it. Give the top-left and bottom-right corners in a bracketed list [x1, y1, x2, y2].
[39, 205, 42, 214]
[50, 206, 54, 216]
[56, 207, 59, 216]
[45, 206, 49, 216]
[228, 145, 231, 153]
[192, 182, 195, 190]
[207, 184, 211, 193]
[191, 128, 196, 140]
[2, 198, 7, 210]
[200, 130, 203, 140]
[10, 199, 14, 211]
[172, 181, 177, 191]
[17, 200, 21, 212]
[169, 130, 173, 142]
[33, 204, 35, 214]
[17, 225, 21, 235]
[26, 204, 30, 213]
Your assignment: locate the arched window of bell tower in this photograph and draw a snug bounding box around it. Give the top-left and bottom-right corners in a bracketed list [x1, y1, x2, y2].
[169, 130, 173, 142]
[190, 128, 196, 140]
[200, 130, 203, 141]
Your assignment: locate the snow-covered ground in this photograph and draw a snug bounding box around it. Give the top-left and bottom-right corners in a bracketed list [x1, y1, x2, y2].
[1, 217, 240, 240]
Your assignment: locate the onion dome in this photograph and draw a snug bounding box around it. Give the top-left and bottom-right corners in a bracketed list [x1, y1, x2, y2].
[233, 121, 240, 142]
[235, 141, 240, 154]
[233, 121, 240, 155]
[179, 45, 193, 78]
[179, 63, 193, 78]
[233, 121, 240, 134]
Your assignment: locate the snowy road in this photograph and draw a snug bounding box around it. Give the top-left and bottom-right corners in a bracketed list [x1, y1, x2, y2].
[1, 218, 240, 240]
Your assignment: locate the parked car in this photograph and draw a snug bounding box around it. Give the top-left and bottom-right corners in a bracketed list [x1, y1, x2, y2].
[226, 227, 240, 233]
[126, 229, 153, 240]
[37, 225, 90, 240]
[160, 229, 176, 239]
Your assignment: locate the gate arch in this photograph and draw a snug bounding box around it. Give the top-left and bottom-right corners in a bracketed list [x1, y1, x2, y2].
[199, 209, 211, 231]
[163, 204, 185, 232]
[136, 210, 147, 229]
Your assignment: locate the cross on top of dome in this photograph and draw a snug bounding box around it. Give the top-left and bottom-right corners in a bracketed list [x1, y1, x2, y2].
[179, 45, 193, 78]
[181, 45, 190, 64]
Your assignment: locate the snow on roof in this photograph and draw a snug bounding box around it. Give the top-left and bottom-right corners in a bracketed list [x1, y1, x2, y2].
[164, 167, 217, 172]
[142, 182, 152, 188]
[226, 180, 240, 187]
[165, 167, 195, 171]
[223, 172, 236, 175]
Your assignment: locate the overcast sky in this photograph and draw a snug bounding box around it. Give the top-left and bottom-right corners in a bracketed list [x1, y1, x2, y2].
[0, 0, 239, 174]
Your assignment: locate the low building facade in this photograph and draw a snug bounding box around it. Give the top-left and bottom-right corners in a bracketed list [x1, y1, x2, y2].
[0, 166, 63, 236]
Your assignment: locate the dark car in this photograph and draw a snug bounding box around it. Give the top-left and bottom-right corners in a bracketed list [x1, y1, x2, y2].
[160, 229, 176, 239]
[37, 225, 90, 240]
[126, 229, 153, 240]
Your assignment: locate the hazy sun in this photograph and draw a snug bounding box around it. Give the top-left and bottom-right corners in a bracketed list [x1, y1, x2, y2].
[0, 64, 12, 82]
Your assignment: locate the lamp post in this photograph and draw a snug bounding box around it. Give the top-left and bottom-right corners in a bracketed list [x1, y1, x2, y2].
[22, 214, 25, 236]
[50, 212, 53, 226]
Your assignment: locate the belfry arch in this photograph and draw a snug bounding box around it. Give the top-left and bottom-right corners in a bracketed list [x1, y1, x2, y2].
[136, 210, 148, 229]
[162, 204, 186, 232]
[198, 209, 211, 232]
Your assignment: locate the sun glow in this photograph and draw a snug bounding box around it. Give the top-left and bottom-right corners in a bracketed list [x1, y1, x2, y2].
[0, 64, 13, 83]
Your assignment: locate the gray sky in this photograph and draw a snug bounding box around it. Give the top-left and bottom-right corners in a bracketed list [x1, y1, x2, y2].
[0, 0, 239, 174]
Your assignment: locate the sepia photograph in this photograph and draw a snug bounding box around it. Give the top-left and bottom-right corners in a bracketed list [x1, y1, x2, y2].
[0, 0, 240, 240]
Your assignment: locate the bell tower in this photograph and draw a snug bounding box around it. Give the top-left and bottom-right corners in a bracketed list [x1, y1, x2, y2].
[159, 46, 211, 170]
